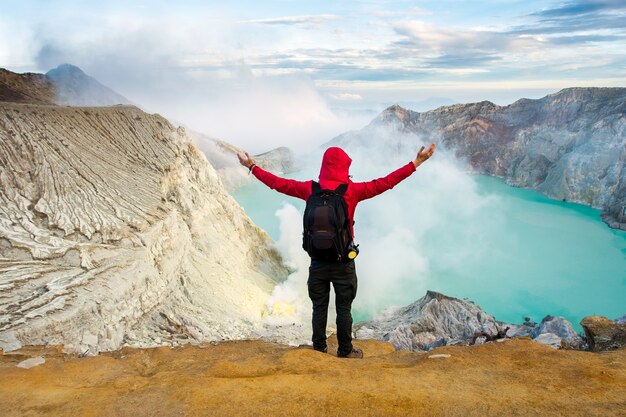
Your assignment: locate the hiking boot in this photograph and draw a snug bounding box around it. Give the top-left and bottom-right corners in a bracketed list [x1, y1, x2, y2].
[338, 348, 363, 359]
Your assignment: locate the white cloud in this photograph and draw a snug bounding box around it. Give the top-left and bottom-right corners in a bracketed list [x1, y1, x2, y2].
[373, 7, 431, 18]
[392, 20, 540, 56]
[263, 203, 313, 327]
[247, 14, 338, 27]
[330, 92, 363, 101]
[0, 17, 38, 69]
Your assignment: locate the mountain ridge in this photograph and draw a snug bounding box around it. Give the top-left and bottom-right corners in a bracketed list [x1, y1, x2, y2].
[331, 87, 626, 229]
[0, 64, 131, 107]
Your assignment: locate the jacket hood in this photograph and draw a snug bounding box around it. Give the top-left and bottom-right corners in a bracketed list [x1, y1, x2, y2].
[319, 147, 352, 183]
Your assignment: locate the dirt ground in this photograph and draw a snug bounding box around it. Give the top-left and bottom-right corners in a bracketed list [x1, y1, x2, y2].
[1, 337, 624, 417]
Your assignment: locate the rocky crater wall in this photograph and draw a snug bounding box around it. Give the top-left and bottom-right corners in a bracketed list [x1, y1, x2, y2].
[330, 88, 626, 229]
[0, 103, 288, 354]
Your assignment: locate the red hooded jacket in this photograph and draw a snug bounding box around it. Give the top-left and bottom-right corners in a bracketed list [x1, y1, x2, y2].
[251, 147, 416, 239]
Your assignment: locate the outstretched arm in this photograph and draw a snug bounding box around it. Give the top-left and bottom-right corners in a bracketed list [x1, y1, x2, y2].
[353, 143, 436, 201]
[237, 151, 311, 200]
[237, 151, 257, 172]
[413, 143, 436, 168]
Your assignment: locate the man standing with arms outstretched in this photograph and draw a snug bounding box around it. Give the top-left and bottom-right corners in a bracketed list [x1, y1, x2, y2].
[239, 144, 435, 358]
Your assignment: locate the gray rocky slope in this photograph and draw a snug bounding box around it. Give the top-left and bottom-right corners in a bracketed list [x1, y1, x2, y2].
[329, 88, 626, 229]
[356, 291, 585, 351]
[0, 102, 289, 354]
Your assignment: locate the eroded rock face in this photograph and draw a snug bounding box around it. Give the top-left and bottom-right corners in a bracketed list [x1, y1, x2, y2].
[581, 316, 626, 352]
[255, 147, 296, 175]
[0, 102, 288, 354]
[328, 88, 626, 230]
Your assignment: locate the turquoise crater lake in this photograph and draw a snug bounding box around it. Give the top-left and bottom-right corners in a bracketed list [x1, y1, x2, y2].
[233, 174, 626, 331]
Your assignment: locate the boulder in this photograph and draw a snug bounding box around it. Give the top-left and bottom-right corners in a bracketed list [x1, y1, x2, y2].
[16, 357, 46, 369]
[0, 331, 22, 353]
[355, 291, 502, 351]
[580, 316, 626, 352]
[530, 315, 583, 348]
[534, 333, 563, 349]
[505, 323, 534, 338]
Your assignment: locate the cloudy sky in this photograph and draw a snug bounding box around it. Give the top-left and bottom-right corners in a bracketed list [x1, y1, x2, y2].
[2, 0, 625, 151]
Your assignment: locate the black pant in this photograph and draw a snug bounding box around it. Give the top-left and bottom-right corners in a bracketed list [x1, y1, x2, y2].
[307, 259, 358, 356]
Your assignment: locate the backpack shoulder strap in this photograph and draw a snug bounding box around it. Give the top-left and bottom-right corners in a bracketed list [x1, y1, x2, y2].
[312, 181, 322, 194]
[335, 183, 348, 195]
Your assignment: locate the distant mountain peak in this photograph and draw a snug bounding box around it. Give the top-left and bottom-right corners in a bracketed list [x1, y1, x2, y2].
[46, 63, 85, 76]
[384, 103, 409, 114]
[378, 104, 412, 126]
[386, 103, 406, 112]
[45, 63, 131, 106]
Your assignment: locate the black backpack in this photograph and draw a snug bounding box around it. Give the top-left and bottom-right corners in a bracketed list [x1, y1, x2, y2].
[302, 182, 352, 261]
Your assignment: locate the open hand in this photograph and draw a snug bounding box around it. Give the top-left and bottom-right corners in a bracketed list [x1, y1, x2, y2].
[414, 143, 436, 168]
[237, 152, 255, 169]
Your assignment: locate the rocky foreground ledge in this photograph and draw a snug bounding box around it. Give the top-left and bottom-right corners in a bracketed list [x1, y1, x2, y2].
[1, 337, 625, 417]
[1, 291, 624, 416]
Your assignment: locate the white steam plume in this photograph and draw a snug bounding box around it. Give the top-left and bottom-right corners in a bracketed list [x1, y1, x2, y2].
[263, 203, 310, 323]
[262, 204, 341, 344]
[260, 126, 502, 325]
